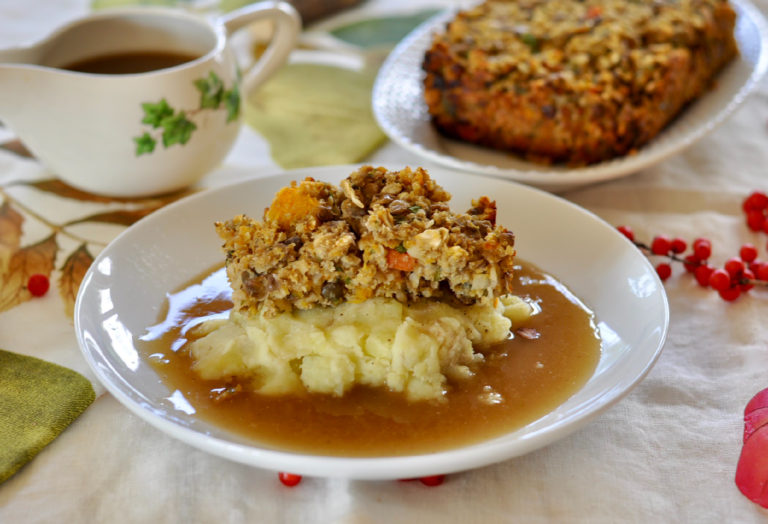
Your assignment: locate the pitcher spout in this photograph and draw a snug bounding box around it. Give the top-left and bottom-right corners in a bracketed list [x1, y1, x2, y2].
[0, 45, 39, 65]
[0, 64, 59, 145]
[0, 40, 50, 121]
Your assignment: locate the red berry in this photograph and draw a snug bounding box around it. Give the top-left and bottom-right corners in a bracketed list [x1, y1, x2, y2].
[278, 472, 302, 487]
[725, 257, 746, 278]
[27, 273, 50, 297]
[694, 265, 714, 287]
[419, 475, 446, 486]
[670, 237, 687, 254]
[743, 191, 768, 212]
[683, 254, 700, 273]
[616, 225, 635, 242]
[692, 238, 712, 260]
[740, 244, 759, 263]
[757, 263, 768, 281]
[651, 235, 671, 255]
[655, 263, 672, 281]
[741, 269, 756, 292]
[709, 269, 731, 291]
[746, 210, 766, 232]
[719, 286, 741, 301]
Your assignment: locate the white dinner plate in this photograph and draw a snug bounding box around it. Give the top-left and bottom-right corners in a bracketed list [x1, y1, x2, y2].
[372, 0, 768, 192]
[75, 164, 669, 480]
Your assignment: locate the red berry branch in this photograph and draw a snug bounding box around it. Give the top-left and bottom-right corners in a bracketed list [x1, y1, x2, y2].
[617, 191, 768, 302]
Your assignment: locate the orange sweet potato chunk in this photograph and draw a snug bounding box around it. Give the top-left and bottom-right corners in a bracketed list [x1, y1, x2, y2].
[266, 184, 320, 229]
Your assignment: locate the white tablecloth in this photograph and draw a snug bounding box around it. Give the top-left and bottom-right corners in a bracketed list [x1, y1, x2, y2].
[1, 0, 768, 521]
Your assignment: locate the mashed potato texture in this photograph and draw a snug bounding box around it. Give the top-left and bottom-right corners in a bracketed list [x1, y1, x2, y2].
[189, 295, 531, 402]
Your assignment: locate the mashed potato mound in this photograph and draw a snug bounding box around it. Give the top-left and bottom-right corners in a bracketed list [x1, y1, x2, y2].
[189, 295, 531, 402]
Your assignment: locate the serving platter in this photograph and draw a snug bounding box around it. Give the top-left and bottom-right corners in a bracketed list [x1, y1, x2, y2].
[75, 164, 668, 479]
[372, 0, 768, 192]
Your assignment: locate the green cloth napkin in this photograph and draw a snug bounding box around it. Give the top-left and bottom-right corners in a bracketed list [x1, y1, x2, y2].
[0, 349, 95, 483]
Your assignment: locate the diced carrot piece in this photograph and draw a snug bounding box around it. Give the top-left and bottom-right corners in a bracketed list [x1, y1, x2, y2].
[586, 5, 602, 19]
[387, 249, 417, 271]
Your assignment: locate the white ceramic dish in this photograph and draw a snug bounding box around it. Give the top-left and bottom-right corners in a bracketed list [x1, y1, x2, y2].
[75, 165, 669, 480]
[372, 0, 768, 192]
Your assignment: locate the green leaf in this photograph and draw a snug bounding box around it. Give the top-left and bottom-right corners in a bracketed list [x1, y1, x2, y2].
[243, 63, 386, 169]
[395, 242, 407, 254]
[195, 71, 224, 109]
[134, 133, 157, 156]
[223, 85, 240, 123]
[141, 99, 174, 128]
[218, 0, 251, 12]
[160, 112, 197, 147]
[330, 9, 441, 49]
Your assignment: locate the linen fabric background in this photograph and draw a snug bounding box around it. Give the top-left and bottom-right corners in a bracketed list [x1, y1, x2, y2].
[1, 0, 768, 522]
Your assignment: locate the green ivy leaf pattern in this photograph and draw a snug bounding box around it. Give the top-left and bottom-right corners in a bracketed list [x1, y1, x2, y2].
[134, 71, 239, 156]
[195, 71, 224, 109]
[160, 112, 197, 147]
[134, 133, 157, 155]
[329, 9, 441, 49]
[224, 86, 241, 123]
[141, 99, 174, 128]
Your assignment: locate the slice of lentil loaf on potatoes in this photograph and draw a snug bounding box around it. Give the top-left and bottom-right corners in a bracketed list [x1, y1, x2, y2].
[422, 0, 738, 165]
[216, 166, 516, 318]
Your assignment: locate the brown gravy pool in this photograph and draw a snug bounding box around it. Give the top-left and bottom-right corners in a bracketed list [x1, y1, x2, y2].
[139, 261, 601, 456]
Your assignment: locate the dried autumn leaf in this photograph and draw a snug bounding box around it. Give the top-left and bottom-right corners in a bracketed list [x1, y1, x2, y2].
[329, 9, 441, 48]
[65, 208, 161, 227]
[59, 244, 94, 317]
[0, 201, 23, 274]
[26, 179, 193, 207]
[26, 179, 121, 204]
[0, 138, 34, 158]
[244, 63, 386, 168]
[0, 234, 58, 313]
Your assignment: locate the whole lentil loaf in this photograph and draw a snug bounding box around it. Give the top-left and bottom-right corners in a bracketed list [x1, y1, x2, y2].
[422, 0, 738, 165]
[216, 166, 516, 317]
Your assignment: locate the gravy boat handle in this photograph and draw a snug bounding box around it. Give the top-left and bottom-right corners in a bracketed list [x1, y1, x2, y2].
[219, 1, 301, 96]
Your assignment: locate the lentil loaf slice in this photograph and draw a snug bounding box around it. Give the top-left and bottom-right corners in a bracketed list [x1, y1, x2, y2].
[422, 0, 738, 165]
[216, 166, 516, 317]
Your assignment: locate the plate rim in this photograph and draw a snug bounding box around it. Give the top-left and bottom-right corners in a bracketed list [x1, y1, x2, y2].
[74, 164, 670, 479]
[372, 0, 768, 190]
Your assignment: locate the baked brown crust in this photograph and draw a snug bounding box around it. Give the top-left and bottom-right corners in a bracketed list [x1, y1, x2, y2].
[422, 0, 738, 165]
[217, 166, 516, 318]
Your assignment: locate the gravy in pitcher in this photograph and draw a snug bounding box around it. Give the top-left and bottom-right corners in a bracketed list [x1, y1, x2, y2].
[63, 51, 198, 74]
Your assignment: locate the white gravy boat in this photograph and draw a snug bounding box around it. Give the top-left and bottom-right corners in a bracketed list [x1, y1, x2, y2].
[0, 2, 300, 197]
